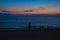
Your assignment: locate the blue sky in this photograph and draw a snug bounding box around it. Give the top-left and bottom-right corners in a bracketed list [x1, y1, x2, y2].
[0, 0, 60, 14]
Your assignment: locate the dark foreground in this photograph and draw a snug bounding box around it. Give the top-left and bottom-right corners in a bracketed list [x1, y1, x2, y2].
[0, 28, 60, 40]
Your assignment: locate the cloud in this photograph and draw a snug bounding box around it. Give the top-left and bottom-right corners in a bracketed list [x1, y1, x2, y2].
[54, 3, 60, 7]
[33, 7, 46, 11]
[0, 10, 10, 14]
[1, 10, 9, 12]
[39, 7, 46, 10]
[0, 7, 46, 14]
[23, 7, 46, 12]
[23, 10, 33, 12]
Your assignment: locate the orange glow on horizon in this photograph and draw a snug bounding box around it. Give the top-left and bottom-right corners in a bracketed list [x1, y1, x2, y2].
[0, 8, 60, 15]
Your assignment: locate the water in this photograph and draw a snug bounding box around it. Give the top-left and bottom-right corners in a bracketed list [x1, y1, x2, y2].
[0, 13, 60, 30]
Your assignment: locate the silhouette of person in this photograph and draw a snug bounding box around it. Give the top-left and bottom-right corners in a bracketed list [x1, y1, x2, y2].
[28, 22, 31, 31]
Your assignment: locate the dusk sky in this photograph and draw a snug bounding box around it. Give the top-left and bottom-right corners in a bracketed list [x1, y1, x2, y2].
[0, 0, 60, 14]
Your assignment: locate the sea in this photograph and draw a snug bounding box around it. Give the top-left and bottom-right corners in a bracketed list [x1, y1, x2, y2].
[0, 13, 60, 30]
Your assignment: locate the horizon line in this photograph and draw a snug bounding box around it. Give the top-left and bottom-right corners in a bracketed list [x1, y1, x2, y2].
[0, 13, 60, 15]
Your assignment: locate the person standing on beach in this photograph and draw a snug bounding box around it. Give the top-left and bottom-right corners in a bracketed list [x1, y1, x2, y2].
[28, 22, 31, 31]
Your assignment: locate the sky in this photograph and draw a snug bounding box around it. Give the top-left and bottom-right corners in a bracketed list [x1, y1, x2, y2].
[0, 0, 60, 14]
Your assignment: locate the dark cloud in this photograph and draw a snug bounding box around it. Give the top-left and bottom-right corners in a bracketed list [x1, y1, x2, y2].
[24, 10, 33, 12]
[0, 10, 10, 13]
[1, 10, 9, 12]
